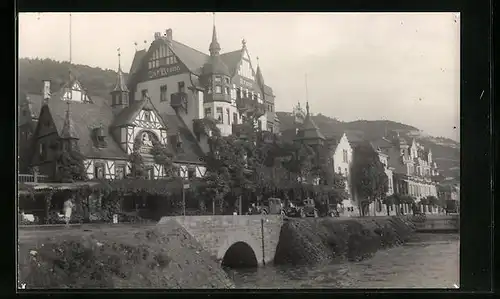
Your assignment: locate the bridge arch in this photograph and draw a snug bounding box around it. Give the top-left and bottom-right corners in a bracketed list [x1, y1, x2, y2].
[217, 232, 261, 268]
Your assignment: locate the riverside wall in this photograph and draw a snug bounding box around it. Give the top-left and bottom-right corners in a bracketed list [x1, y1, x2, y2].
[18, 216, 420, 289]
[273, 216, 417, 265]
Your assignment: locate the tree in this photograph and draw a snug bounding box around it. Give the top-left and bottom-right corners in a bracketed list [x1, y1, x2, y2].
[128, 152, 147, 179]
[202, 134, 249, 214]
[350, 143, 388, 216]
[54, 149, 87, 183]
[382, 194, 398, 216]
[150, 141, 177, 178]
[330, 172, 348, 204]
[127, 135, 147, 179]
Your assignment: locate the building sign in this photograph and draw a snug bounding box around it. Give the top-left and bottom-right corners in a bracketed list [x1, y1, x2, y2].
[239, 78, 253, 88]
[148, 65, 182, 80]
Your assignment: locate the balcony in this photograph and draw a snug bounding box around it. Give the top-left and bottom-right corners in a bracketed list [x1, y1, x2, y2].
[170, 92, 188, 111]
[18, 174, 49, 183]
[236, 96, 266, 117]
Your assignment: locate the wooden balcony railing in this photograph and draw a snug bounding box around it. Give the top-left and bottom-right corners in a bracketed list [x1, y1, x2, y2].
[18, 174, 49, 183]
[236, 97, 266, 117]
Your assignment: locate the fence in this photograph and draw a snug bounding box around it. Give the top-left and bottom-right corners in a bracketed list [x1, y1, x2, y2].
[18, 174, 49, 183]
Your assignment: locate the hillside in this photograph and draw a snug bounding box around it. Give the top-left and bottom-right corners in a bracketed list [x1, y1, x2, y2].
[276, 112, 460, 180]
[18, 58, 121, 99]
[17, 58, 460, 180]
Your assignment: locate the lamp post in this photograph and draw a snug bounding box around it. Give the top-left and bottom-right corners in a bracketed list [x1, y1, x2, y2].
[182, 179, 190, 216]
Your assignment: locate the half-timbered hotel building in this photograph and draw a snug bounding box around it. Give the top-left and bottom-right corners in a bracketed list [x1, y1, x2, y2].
[19, 24, 278, 181]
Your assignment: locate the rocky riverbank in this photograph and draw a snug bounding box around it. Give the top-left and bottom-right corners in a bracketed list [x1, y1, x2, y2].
[18, 220, 235, 289]
[273, 216, 416, 265]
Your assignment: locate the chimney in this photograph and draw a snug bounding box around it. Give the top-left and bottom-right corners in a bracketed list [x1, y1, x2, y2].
[166, 29, 173, 42]
[154, 32, 161, 40]
[43, 80, 51, 103]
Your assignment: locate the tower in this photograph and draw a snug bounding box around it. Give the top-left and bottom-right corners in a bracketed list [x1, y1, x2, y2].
[110, 48, 129, 114]
[294, 101, 325, 147]
[201, 14, 231, 105]
[60, 102, 79, 151]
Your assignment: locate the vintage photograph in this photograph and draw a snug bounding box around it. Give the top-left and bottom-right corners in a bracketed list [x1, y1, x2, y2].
[17, 12, 460, 289]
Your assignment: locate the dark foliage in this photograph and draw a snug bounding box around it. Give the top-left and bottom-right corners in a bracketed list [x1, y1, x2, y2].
[351, 143, 388, 216]
[277, 111, 460, 179]
[54, 150, 88, 183]
[18, 58, 120, 100]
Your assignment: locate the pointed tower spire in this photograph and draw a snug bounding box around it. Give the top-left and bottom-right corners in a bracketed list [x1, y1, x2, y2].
[209, 13, 221, 56]
[111, 47, 129, 113]
[61, 101, 79, 139]
[113, 48, 129, 92]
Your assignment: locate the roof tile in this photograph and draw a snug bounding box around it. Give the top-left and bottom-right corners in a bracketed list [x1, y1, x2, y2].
[44, 95, 128, 160]
[160, 113, 205, 164]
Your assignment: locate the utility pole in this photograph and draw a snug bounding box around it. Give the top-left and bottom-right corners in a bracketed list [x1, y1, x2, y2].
[69, 13, 72, 64]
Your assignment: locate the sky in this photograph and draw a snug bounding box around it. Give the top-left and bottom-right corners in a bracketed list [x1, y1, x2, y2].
[18, 12, 460, 141]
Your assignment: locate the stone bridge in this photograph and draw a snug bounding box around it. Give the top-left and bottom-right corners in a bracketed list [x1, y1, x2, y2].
[159, 215, 283, 267]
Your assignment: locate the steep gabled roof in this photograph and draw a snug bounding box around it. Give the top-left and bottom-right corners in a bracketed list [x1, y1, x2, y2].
[170, 40, 209, 75]
[112, 97, 167, 128]
[256, 66, 265, 86]
[160, 113, 205, 164]
[220, 50, 243, 77]
[39, 95, 127, 160]
[202, 55, 230, 76]
[345, 130, 365, 147]
[296, 114, 326, 141]
[369, 137, 393, 153]
[129, 50, 147, 75]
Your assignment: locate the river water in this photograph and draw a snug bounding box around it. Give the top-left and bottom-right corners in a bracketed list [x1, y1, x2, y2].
[225, 234, 460, 289]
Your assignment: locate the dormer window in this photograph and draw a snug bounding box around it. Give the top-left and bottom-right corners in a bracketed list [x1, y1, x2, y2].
[215, 85, 222, 94]
[214, 76, 222, 83]
[93, 127, 107, 147]
[144, 111, 151, 122]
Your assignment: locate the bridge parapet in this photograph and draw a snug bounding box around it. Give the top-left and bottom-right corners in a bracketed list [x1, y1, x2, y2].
[159, 215, 283, 266]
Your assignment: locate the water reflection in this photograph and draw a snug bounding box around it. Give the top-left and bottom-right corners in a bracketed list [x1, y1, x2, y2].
[225, 234, 459, 289]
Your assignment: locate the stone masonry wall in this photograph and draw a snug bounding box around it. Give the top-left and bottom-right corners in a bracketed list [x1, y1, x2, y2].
[166, 215, 283, 266]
